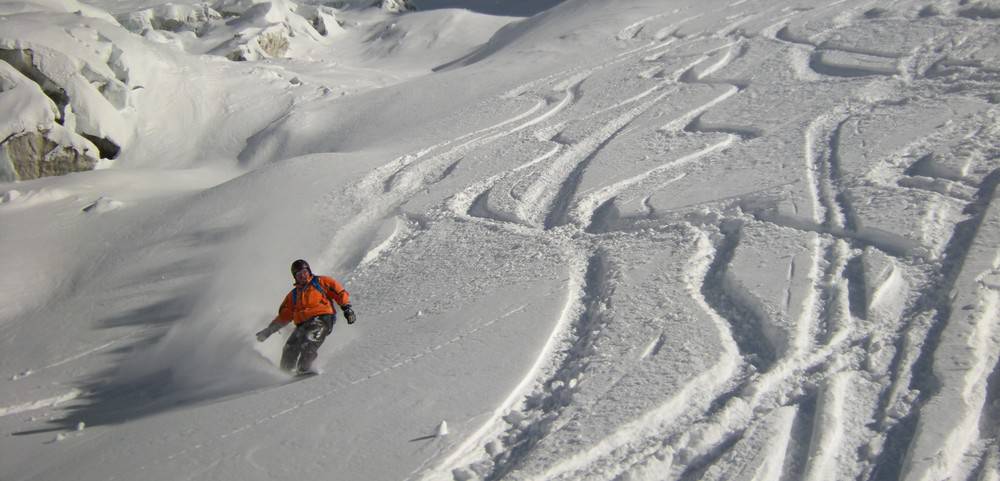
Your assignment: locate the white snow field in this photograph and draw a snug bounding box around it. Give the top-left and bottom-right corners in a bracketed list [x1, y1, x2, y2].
[2, 0, 999, 480]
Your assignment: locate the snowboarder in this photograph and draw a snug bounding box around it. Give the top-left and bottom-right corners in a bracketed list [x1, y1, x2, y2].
[255, 259, 357, 375]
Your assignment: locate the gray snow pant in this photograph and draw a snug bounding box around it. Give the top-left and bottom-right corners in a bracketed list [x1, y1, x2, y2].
[280, 314, 335, 373]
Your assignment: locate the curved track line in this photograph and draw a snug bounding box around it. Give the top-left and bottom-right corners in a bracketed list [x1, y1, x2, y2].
[420, 252, 588, 481]
[658, 84, 740, 132]
[9, 327, 161, 380]
[520, 84, 676, 227]
[572, 135, 734, 229]
[616, 11, 681, 41]
[525, 232, 743, 481]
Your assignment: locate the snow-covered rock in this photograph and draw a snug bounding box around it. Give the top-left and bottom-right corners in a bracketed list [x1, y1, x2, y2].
[302, 5, 345, 36]
[207, 0, 327, 60]
[0, 56, 99, 181]
[117, 3, 222, 35]
[0, 9, 141, 175]
[375, 0, 415, 13]
[1, 131, 100, 181]
[116, 0, 346, 60]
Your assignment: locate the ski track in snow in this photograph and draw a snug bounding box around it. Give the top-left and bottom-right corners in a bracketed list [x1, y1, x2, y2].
[7, 327, 162, 381]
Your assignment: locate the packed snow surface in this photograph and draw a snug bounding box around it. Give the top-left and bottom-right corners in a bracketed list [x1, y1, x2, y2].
[2, 0, 1000, 480]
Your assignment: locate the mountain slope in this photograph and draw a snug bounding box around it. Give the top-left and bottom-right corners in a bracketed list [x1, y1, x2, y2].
[2, 1, 1000, 480]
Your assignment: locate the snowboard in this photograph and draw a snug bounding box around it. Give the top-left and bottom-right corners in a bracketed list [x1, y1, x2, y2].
[292, 370, 319, 379]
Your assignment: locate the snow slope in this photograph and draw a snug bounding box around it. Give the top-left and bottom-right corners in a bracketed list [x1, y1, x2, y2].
[2, 0, 999, 480]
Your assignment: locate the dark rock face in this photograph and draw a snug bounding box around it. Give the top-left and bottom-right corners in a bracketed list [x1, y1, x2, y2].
[0, 49, 69, 118]
[81, 134, 120, 160]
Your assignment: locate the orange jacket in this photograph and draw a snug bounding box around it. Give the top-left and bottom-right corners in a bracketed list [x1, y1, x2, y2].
[274, 274, 350, 325]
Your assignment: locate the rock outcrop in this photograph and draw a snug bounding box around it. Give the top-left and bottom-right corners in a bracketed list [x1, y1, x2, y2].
[116, 0, 345, 62]
[118, 3, 222, 35]
[375, 0, 415, 13]
[0, 57, 99, 182]
[2, 131, 98, 181]
[210, 0, 335, 61]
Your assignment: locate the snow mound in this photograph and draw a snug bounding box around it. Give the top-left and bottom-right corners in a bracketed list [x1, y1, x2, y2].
[359, 8, 515, 69]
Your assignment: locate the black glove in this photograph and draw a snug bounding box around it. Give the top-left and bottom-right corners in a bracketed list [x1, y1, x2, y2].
[342, 304, 357, 325]
[256, 322, 281, 342]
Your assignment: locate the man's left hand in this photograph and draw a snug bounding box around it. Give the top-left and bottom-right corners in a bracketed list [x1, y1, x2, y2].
[343, 305, 357, 325]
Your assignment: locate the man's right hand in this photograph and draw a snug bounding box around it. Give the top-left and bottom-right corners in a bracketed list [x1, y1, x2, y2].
[256, 323, 279, 342]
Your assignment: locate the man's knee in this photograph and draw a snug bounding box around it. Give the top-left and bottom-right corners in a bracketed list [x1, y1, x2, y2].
[305, 316, 332, 343]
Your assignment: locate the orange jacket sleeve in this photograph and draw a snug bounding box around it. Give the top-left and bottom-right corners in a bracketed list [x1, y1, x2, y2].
[319, 276, 350, 307]
[274, 290, 294, 325]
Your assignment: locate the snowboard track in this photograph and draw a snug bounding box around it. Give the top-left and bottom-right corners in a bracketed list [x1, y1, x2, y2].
[877, 167, 1000, 479]
[479, 250, 611, 481]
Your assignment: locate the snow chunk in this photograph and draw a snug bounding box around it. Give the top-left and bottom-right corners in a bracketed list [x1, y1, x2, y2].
[861, 247, 907, 319]
[82, 196, 124, 214]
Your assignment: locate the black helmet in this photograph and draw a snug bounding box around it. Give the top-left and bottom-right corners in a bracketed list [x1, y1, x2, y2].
[291, 259, 311, 276]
